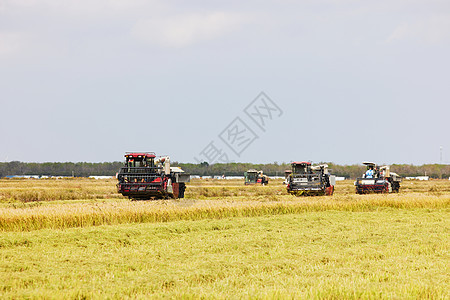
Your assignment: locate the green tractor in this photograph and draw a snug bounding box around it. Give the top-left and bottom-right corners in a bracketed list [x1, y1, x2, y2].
[244, 169, 269, 185]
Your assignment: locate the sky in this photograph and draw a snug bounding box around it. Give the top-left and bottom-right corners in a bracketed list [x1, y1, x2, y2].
[0, 0, 449, 165]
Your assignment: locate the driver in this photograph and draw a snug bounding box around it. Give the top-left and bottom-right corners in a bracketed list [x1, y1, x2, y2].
[365, 166, 374, 178]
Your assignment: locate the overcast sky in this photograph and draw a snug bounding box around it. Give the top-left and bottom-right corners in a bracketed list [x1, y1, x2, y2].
[0, 0, 449, 165]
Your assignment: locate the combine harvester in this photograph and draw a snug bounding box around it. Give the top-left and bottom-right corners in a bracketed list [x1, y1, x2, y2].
[354, 162, 401, 194]
[244, 169, 269, 185]
[116, 152, 190, 200]
[286, 161, 335, 196]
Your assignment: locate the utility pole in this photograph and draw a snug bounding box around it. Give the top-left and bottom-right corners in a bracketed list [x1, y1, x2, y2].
[440, 146, 443, 164]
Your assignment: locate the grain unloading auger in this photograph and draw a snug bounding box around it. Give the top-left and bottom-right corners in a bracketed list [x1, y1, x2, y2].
[116, 152, 190, 200]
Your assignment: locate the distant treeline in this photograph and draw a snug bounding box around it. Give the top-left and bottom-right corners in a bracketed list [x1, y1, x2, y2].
[0, 161, 449, 179]
[0, 161, 123, 178]
[177, 162, 450, 179]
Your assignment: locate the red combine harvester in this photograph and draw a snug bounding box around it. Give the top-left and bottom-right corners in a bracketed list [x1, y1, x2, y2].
[286, 161, 335, 196]
[116, 152, 190, 200]
[354, 162, 401, 194]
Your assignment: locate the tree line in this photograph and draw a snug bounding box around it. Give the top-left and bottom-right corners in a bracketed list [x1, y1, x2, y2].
[0, 161, 449, 179]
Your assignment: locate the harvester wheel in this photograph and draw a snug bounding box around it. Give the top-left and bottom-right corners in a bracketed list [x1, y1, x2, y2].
[178, 183, 186, 198]
[325, 186, 334, 196]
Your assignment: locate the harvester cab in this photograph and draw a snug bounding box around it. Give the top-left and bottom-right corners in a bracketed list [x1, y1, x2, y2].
[355, 162, 401, 194]
[125, 153, 154, 169]
[117, 152, 190, 200]
[286, 162, 335, 196]
[244, 169, 269, 185]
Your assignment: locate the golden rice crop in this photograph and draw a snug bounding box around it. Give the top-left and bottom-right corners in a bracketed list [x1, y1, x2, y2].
[0, 178, 449, 231]
[0, 178, 122, 202]
[1, 210, 448, 299]
[2, 178, 448, 202]
[0, 193, 448, 232]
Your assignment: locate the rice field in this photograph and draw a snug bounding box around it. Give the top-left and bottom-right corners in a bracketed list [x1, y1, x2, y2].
[0, 178, 449, 298]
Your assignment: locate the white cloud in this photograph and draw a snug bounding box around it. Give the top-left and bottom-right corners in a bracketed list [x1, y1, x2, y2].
[3, 0, 164, 17]
[0, 32, 25, 57]
[131, 12, 248, 47]
[387, 15, 450, 43]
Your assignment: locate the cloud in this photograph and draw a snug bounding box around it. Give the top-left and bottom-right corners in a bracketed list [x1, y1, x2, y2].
[131, 12, 248, 47]
[386, 15, 450, 43]
[4, 0, 154, 14]
[0, 32, 25, 57]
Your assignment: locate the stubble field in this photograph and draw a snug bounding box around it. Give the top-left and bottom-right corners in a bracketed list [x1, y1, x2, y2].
[0, 178, 448, 298]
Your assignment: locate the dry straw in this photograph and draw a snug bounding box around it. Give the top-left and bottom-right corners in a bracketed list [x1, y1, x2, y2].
[0, 193, 448, 232]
